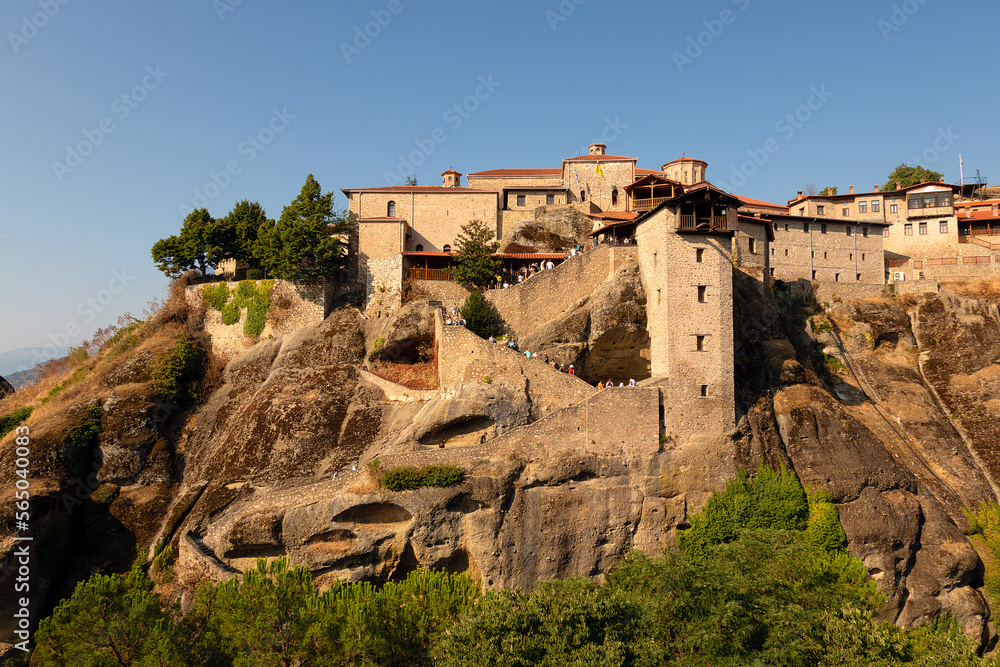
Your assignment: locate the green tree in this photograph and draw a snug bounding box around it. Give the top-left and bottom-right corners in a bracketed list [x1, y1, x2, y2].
[151, 208, 224, 277]
[255, 174, 353, 281]
[459, 291, 503, 340]
[34, 563, 187, 666]
[217, 200, 271, 269]
[819, 186, 839, 196]
[448, 219, 501, 291]
[882, 164, 944, 191]
[405, 175, 418, 185]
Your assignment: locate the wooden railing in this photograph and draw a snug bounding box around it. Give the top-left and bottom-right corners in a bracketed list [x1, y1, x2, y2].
[633, 197, 671, 211]
[677, 211, 738, 232]
[960, 236, 1000, 250]
[887, 259, 909, 268]
[405, 268, 452, 281]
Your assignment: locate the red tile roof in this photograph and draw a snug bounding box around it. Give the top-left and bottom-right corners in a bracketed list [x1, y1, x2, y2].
[957, 210, 1000, 222]
[588, 211, 639, 221]
[955, 199, 1000, 208]
[735, 195, 788, 212]
[634, 168, 661, 176]
[663, 157, 707, 166]
[564, 154, 637, 162]
[467, 168, 562, 177]
[343, 186, 498, 194]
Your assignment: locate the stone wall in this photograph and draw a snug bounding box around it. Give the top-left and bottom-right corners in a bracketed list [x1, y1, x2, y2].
[348, 191, 500, 252]
[888, 249, 1000, 282]
[635, 206, 735, 438]
[485, 245, 638, 339]
[406, 279, 471, 303]
[185, 280, 325, 359]
[358, 370, 438, 403]
[361, 254, 403, 319]
[735, 222, 769, 276]
[563, 160, 634, 212]
[435, 310, 597, 418]
[771, 218, 886, 284]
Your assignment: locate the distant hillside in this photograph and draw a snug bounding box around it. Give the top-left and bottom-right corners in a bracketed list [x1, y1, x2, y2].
[7, 368, 40, 390]
[0, 346, 67, 376]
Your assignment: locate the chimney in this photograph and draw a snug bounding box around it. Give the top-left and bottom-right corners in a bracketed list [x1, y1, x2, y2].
[874, 184, 880, 192]
[441, 169, 462, 187]
[589, 143, 606, 156]
[849, 185, 855, 194]
[896, 181, 903, 191]
[797, 190, 803, 197]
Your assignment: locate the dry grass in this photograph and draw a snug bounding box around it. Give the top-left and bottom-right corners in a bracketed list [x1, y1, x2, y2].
[949, 278, 1000, 305]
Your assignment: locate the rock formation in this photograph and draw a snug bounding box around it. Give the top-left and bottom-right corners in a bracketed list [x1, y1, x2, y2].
[0, 375, 13, 398]
[499, 205, 592, 253]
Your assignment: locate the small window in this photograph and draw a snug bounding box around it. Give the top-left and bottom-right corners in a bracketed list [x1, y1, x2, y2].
[784, 248, 789, 257]
[811, 251, 815, 258]
[803, 222, 810, 233]
[816, 205, 825, 215]
[883, 227, 890, 237]
[835, 273, 840, 282]
[546, 194, 554, 205]
[890, 203, 899, 214]
[849, 253, 853, 261]
[517, 195, 526, 207]
[443, 244, 452, 253]
[387, 201, 396, 217]
[842, 207, 850, 216]
[904, 224, 913, 236]
[771, 247, 775, 256]
[415, 243, 424, 252]
[773, 222, 779, 231]
[940, 221, 949, 234]
[821, 223, 828, 234]
[847, 226, 853, 236]
[872, 201, 880, 213]
[812, 270, 817, 279]
[863, 227, 869, 237]
[696, 248, 705, 263]
[700, 385, 708, 397]
[857, 273, 862, 281]
[823, 251, 828, 259]
[770, 268, 775, 276]
[580, 190, 586, 202]
[697, 286, 707, 303]
[862, 253, 866, 261]
[919, 222, 928, 235]
[696, 335, 705, 351]
[748, 238, 756, 254]
[858, 202, 867, 213]
[611, 188, 619, 206]
[785, 223, 790, 231]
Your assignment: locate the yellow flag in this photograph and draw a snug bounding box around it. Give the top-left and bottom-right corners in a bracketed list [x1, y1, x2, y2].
[596, 164, 604, 177]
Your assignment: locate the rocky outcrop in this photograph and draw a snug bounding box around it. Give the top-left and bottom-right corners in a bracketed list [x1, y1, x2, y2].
[499, 205, 592, 253]
[520, 262, 650, 383]
[0, 375, 13, 398]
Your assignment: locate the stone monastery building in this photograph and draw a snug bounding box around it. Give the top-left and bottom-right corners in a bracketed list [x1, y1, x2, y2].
[341, 143, 994, 441]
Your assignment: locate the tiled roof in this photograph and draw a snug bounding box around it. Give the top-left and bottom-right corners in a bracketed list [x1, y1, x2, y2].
[467, 168, 562, 177]
[957, 210, 1000, 222]
[588, 211, 639, 221]
[343, 186, 498, 194]
[735, 195, 788, 212]
[400, 251, 567, 259]
[634, 168, 661, 176]
[564, 154, 637, 162]
[955, 199, 1000, 208]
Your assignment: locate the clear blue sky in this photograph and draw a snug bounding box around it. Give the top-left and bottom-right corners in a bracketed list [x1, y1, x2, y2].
[2, 0, 997, 358]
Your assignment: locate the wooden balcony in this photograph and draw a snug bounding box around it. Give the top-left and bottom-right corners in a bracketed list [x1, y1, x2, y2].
[633, 196, 671, 212]
[677, 209, 737, 233]
[405, 267, 452, 281]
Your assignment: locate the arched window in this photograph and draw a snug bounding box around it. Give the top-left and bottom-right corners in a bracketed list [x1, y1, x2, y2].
[415, 243, 424, 252]
[387, 201, 396, 217]
[443, 244, 452, 253]
[580, 190, 586, 202]
[611, 188, 619, 206]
